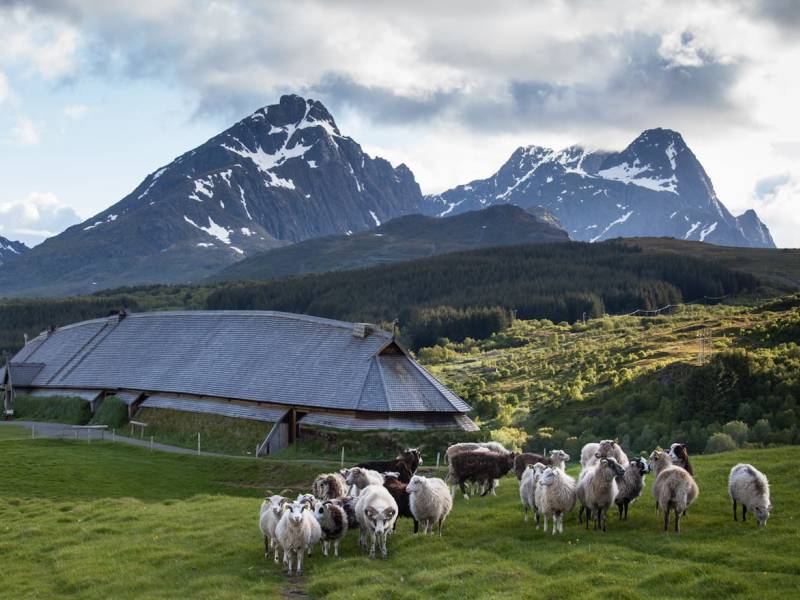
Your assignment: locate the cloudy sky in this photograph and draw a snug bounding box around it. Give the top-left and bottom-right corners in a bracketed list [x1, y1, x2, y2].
[1, 0, 798, 247]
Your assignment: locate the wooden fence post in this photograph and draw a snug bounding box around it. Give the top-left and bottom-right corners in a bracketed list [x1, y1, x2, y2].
[197, 432, 201, 455]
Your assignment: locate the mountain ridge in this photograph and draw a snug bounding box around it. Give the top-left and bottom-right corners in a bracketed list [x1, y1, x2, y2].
[0, 236, 28, 266]
[424, 128, 774, 249]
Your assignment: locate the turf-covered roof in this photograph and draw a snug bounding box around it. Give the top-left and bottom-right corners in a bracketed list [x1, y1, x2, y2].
[11, 311, 471, 415]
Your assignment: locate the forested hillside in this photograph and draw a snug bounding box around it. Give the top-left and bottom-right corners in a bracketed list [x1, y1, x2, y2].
[422, 295, 800, 456]
[0, 242, 758, 355]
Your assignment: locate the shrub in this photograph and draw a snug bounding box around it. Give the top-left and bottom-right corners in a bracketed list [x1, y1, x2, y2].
[12, 394, 92, 424]
[750, 418, 772, 444]
[722, 420, 749, 447]
[90, 396, 129, 429]
[490, 426, 529, 452]
[705, 432, 737, 454]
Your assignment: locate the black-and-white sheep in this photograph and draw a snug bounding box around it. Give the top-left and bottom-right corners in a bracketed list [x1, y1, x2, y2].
[313, 500, 349, 556]
[615, 457, 650, 520]
[312, 472, 349, 500]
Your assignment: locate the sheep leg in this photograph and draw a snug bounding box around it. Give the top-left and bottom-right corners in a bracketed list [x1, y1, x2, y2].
[624, 502, 629, 520]
[274, 543, 281, 563]
[369, 531, 376, 559]
[542, 513, 548, 533]
[742, 505, 747, 522]
[322, 540, 329, 557]
[663, 508, 670, 531]
[459, 480, 470, 500]
[584, 508, 591, 530]
[552, 514, 558, 535]
[524, 506, 528, 522]
[413, 519, 419, 534]
[438, 519, 444, 537]
[732, 500, 738, 521]
[296, 550, 304, 576]
[285, 550, 293, 576]
[674, 509, 680, 533]
[334, 539, 340, 557]
[380, 532, 388, 559]
[264, 536, 269, 558]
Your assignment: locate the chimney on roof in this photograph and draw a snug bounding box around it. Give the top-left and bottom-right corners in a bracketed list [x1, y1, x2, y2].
[352, 323, 373, 338]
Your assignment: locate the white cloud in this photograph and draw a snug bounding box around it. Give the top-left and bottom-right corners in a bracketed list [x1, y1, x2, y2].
[63, 104, 89, 119]
[0, 71, 9, 104]
[0, 192, 81, 247]
[9, 117, 42, 145]
[752, 174, 800, 248]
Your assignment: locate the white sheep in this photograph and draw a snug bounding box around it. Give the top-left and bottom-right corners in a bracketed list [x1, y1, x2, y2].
[650, 449, 699, 532]
[535, 466, 577, 535]
[519, 463, 546, 525]
[313, 500, 349, 556]
[275, 500, 319, 576]
[581, 440, 628, 469]
[355, 484, 398, 559]
[346, 467, 385, 496]
[406, 475, 453, 536]
[729, 463, 771, 528]
[258, 494, 288, 562]
[576, 457, 625, 531]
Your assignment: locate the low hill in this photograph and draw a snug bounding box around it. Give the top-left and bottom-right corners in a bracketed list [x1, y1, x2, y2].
[616, 237, 800, 292]
[211, 205, 568, 282]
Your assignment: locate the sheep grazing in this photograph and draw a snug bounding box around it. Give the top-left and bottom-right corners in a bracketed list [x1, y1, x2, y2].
[447, 451, 516, 499]
[313, 500, 349, 556]
[259, 494, 288, 562]
[275, 500, 320, 576]
[355, 484, 399, 559]
[513, 449, 569, 480]
[535, 466, 577, 535]
[519, 463, 546, 525]
[615, 457, 650, 520]
[406, 475, 453, 536]
[649, 449, 699, 533]
[382, 473, 418, 533]
[668, 443, 694, 477]
[576, 457, 625, 531]
[346, 467, 385, 496]
[729, 463, 771, 528]
[312, 472, 348, 500]
[357, 448, 422, 483]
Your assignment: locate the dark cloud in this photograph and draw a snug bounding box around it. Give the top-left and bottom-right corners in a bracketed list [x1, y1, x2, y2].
[754, 172, 791, 198]
[309, 74, 457, 125]
[749, 0, 800, 30]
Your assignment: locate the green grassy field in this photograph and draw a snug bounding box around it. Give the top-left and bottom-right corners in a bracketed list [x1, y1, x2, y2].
[1, 438, 796, 599]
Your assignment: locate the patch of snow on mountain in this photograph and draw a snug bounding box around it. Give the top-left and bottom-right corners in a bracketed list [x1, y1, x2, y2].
[184, 215, 233, 245]
[83, 214, 118, 231]
[197, 242, 214, 248]
[684, 221, 702, 239]
[699, 222, 717, 242]
[308, 160, 317, 168]
[241, 227, 254, 236]
[237, 185, 253, 220]
[666, 141, 677, 170]
[597, 159, 678, 194]
[369, 210, 381, 226]
[590, 210, 634, 242]
[670, 211, 678, 219]
[219, 169, 233, 186]
[137, 166, 168, 200]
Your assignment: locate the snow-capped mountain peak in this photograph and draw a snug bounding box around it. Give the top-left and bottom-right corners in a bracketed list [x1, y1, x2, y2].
[424, 127, 774, 249]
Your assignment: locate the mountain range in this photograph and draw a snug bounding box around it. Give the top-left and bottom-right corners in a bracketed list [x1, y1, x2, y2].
[0, 236, 28, 266]
[212, 204, 567, 282]
[425, 128, 775, 249]
[0, 95, 776, 297]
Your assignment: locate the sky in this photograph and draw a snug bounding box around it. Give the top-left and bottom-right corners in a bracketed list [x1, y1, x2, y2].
[0, 0, 798, 247]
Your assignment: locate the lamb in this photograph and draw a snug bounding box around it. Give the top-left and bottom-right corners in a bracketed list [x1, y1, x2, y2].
[382, 473, 418, 532]
[406, 475, 453, 536]
[519, 463, 546, 525]
[258, 494, 288, 562]
[513, 449, 569, 480]
[615, 457, 650, 520]
[313, 500, 349, 556]
[535, 466, 577, 535]
[576, 457, 625, 531]
[355, 484, 399, 559]
[357, 449, 422, 483]
[668, 443, 694, 476]
[346, 467, 385, 496]
[650, 448, 699, 532]
[275, 500, 319, 576]
[729, 463, 771, 528]
[447, 450, 516, 499]
[312, 472, 349, 500]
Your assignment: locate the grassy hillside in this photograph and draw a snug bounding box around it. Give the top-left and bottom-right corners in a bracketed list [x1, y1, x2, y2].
[0, 437, 797, 598]
[422, 295, 800, 455]
[211, 205, 568, 282]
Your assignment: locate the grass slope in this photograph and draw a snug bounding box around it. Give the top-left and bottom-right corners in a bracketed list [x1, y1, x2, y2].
[0, 438, 797, 599]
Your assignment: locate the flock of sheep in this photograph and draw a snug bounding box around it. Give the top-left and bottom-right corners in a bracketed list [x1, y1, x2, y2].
[258, 442, 772, 576]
